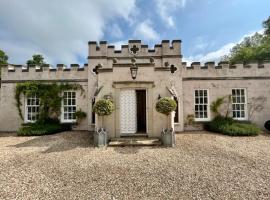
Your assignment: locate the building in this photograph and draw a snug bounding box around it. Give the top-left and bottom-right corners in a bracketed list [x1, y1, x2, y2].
[0, 40, 270, 138]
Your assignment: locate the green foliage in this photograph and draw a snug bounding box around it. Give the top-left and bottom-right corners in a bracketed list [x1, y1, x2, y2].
[156, 97, 177, 116]
[74, 109, 87, 122]
[206, 116, 260, 136]
[210, 95, 231, 117]
[15, 81, 84, 121]
[0, 49, 8, 65]
[26, 54, 45, 66]
[223, 17, 270, 63]
[184, 114, 195, 125]
[17, 121, 71, 136]
[0, 49, 8, 78]
[93, 99, 114, 116]
[263, 16, 270, 36]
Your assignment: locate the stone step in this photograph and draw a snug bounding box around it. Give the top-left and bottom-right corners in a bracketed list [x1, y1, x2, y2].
[108, 138, 161, 147]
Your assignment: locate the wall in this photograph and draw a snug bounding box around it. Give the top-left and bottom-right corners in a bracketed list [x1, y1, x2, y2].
[0, 64, 89, 132]
[88, 40, 183, 138]
[182, 61, 270, 129]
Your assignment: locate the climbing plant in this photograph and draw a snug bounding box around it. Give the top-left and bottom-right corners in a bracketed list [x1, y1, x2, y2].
[15, 81, 85, 123]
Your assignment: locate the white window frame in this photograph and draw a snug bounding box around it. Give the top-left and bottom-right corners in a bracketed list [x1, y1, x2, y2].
[231, 88, 247, 121]
[61, 91, 77, 123]
[194, 89, 210, 122]
[24, 94, 40, 123]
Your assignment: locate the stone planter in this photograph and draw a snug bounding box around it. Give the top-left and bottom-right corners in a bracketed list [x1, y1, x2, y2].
[94, 128, 108, 147]
[161, 128, 175, 147]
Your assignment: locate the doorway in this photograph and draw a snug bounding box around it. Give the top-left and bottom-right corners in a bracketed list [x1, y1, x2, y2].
[119, 89, 147, 135]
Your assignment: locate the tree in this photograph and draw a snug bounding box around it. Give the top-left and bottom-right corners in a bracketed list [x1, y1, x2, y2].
[0, 49, 8, 65]
[0, 49, 8, 78]
[223, 17, 270, 63]
[26, 54, 46, 66]
[263, 16, 270, 36]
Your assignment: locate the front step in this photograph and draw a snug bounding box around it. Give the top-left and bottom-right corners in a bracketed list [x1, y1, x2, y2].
[108, 137, 161, 147]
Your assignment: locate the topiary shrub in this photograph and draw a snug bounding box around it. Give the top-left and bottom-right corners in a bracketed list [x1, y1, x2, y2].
[155, 97, 177, 116]
[264, 120, 270, 131]
[93, 99, 114, 116]
[206, 116, 260, 136]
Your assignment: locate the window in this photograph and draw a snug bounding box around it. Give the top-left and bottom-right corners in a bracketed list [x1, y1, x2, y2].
[194, 89, 209, 121]
[62, 91, 76, 122]
[25, 94, 40, 122]
[174, 97, 179, 123]
[232, 89, 247, 120]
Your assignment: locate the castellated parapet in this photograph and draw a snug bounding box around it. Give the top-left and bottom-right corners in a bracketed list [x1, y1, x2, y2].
[0, 64, 88, 83]
[88, 40, 182, 58]
[182, 60, 270, 79]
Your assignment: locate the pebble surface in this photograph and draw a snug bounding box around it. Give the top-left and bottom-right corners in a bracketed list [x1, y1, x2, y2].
[0, 131, 270, 200]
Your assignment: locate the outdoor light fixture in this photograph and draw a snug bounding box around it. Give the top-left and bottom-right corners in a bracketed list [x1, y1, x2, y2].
[130, 63, 138, 80]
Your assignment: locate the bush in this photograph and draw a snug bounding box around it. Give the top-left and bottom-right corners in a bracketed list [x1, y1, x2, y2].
[206, 116, 260, 136]
[93, 99, 114, 116]
[17, 122, 71, 136]
[156, 97, 177, 115]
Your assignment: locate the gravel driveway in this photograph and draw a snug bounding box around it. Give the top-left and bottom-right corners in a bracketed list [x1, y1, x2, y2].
[0, 131, 270, 200]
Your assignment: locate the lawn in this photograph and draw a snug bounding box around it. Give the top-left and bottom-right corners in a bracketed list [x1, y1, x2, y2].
[0, 131, 270, 199]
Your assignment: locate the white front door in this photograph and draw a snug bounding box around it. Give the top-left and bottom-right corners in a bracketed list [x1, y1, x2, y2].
[120, 90, 137, 134]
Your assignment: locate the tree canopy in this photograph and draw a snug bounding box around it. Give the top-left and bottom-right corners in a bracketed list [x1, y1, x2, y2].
[223, 17, 270, 63]
[27, 54, 46, 66]
[0, 49, 9, 78]
[0, 49, 8, 65]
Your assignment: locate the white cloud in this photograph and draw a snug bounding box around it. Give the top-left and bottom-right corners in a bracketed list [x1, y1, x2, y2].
[110, 24, 124, 39]
[133, 20, 159, 41]
[155, 0, 187, 27]
[0, 0, 136, 65]
[183, 29, 264, 65]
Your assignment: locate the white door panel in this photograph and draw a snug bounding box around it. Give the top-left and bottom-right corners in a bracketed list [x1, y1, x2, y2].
[120, 90, 137, 134]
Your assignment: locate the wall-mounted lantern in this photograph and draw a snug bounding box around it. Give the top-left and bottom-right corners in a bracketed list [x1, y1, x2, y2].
[130, 63, 138, 80]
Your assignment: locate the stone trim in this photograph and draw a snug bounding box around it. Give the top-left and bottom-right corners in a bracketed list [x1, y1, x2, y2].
[112, 63, 154, 67]
[97, 68, 113, 73]
[88, 55, 183, 59]
[183, 76, 270, 81]
[1, 79, 88, 83]
[112, 81, 155, 88]
[154, 67, 170, 71]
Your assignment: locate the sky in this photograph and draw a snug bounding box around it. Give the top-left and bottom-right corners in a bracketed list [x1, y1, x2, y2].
[0, 0, 269, 65]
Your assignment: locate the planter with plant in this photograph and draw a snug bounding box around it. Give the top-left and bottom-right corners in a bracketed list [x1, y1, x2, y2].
[93, 99, 114, 147]
[74, 109, 87, 124]
[155, 97, 177, 147]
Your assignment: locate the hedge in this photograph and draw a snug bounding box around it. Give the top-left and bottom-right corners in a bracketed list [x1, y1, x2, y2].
[206, 116, 260, 136]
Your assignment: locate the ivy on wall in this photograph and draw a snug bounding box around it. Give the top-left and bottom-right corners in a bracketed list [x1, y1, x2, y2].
[15, 81, 85, 123]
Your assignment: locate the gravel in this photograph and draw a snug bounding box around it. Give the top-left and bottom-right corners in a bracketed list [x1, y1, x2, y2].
[0, 131, 270, 200]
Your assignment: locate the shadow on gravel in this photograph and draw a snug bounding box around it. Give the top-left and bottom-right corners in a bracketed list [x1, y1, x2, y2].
[9, 131, 94, 153]
[0, 132, 17, 137]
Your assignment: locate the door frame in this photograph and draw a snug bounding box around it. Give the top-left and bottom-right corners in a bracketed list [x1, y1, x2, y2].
[113, 81, 154, 138]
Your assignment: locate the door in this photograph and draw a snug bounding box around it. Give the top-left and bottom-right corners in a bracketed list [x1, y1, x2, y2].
[120, 90, 137, 134]
[136, 90, 146, 133]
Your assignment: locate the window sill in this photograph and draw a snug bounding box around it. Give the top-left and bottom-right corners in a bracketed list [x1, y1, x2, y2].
[194, 118, 210, 122]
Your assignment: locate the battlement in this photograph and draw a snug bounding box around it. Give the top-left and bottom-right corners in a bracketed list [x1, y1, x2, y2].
[182, 60, 270, 69]
[88, 40, 182, 58]
[0, 64, 88, 82]
[1, 63, 87, 72]
[182, 60, 270, 78]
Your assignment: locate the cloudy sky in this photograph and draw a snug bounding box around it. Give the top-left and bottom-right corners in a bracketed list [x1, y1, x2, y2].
[0, 0, 269, 65]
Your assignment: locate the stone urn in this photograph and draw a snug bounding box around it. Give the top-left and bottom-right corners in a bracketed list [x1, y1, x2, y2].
[161, 128, 175, 147]
[94, 128, 108, 147]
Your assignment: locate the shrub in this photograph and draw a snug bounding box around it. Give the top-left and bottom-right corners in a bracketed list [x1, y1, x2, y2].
[156, 97, 177, 115]
[74, 109, 87, 123]
[206, 116, 260, 136]
[93, 99, 114, 116]
[17, 122, 71, 136]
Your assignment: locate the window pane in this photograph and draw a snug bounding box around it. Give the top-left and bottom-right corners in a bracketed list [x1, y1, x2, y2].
[195, 90, 198, 97]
